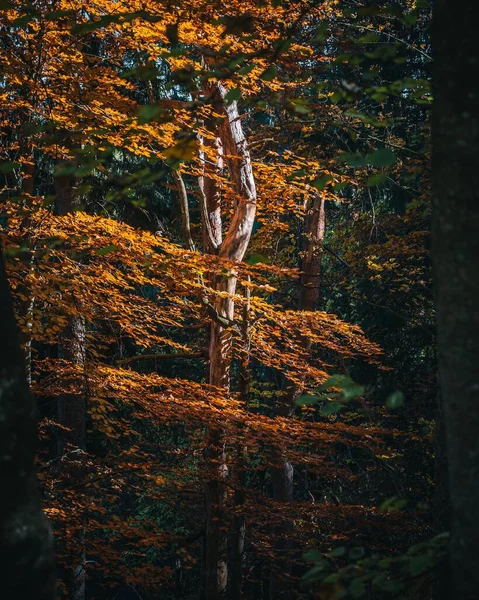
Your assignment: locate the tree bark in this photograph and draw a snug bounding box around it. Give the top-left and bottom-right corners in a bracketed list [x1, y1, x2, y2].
[55, 150, 87, 600]
[432, 3, 479, 599]
[228, 279, 251, 600]
[55, 156, 87, 455]
[202, 81, 257, 600]
[0, 249, 56, 600]
[19, 140, 36, 384]
[269, 193, 325, 598]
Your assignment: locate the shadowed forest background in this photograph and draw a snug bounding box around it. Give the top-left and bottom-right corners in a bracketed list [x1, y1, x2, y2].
[1, 0, 478, 599]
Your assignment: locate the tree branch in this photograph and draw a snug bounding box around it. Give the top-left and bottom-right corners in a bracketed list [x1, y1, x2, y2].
[117, 351, 206, 366]
[173, 171, 195, 251]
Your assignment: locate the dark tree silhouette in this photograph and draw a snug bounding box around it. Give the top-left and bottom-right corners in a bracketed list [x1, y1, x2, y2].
[433, 2, 479, 598]
[0, 250, 56, 600]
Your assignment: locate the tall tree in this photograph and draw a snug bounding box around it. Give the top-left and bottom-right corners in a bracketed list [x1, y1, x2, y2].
[0, 250, 56, 600]
[202, 80, 257, 600]
[432, 2, 479, 599]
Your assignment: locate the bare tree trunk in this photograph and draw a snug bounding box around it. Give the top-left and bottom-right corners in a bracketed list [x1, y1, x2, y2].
[228, 280, 251, 600]
[202, 81, 257, 600]
[269, 194, 326, 598]
[0, 249, 56, 600]
[19, 141, 36, 384]
[55, 150, 87, 600]
[55, 157, 87, 454]
[432, 3, 479, 599]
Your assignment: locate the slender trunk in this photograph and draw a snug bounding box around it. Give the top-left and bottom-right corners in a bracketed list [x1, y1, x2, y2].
[174, 171, 195, 251]
[432, 3, 479, 599]
[272, 193, 326, 498]
[55, 155, 86, 454]
[0, 249, 56, 600]
[19, 141, 36, 384]
[55, 148, 87, 600]
[269, 194, 326, 598]
[228, 280, 251, 600]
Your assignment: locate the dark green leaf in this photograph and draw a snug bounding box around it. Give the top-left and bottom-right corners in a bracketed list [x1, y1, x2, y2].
[0, 162, 18, 174]
[94, 245, 117, 256]
[368, 148, 396, 167]
[296, 394, 320, 406]
[320, 401, 342, 416]
[312, 175, 333, 191]
[261, 65, 277, 81]
[225, 88, 241, 105]
[349, 578, 366, 598]
[245, 252, 269, 266]
[386, 391, 404, 410]
[366, 173, 388, 187]
[349, 547, 365, 560]
[303, 549, 323, 563]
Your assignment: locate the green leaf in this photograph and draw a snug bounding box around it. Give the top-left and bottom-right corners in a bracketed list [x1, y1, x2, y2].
[357, 32, 380, 44]
[386, 391, 404, 410]
[380, 496, 408, 512]
[320, 401, 342, 416]
[312, 175, 333, 191]
[315, 22, 329, 41]
[321, 375, 364, 400]
[225, 88, 241, 104]
[341, 382, 365, 401]
[238, 64, 255, 75]
[137, 105, 163, 124]
[349, 547, 365, 560]
[245, 252, 269, 266]
[303, 549, 323, 563]
[327, 546, 346, 558]
[260, 65, 277, 81]
[286, 99, 311, 114]
[302, 565, 325, 584]
[349, 578, 366, 598]
[296, 394, 320, 406]
[366, 173, 388, 187]
[94, 244, 117, 256]
[409, 554, 432, 577]
[338, 149, 396, 168]
[338, 153, 368, 167]
[368, 148, 396, 167]
[0, 162, 18, 174]
[12, 15, 32, 27]
[321, 374, 352, 389]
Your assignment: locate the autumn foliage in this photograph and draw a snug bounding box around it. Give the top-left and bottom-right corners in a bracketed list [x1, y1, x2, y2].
[0, 0, 434, 598]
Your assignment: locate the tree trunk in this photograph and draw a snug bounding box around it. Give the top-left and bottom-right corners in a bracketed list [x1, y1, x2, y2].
[202, 81, 257, 600]
[0, 249, 56, 600]
[55, 157, 87, 454]
[432, 3, 479, 599]
[270, 193, 326, 598]
[228, 280, 251, 600]
[19, 140, 36, 384]
[55, 151, 87, 600]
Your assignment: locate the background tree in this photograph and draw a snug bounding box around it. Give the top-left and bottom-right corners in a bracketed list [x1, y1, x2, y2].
[0, 1, 439, 599]
[432, 1, 479, 598]
[0, 249, 55, 600]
